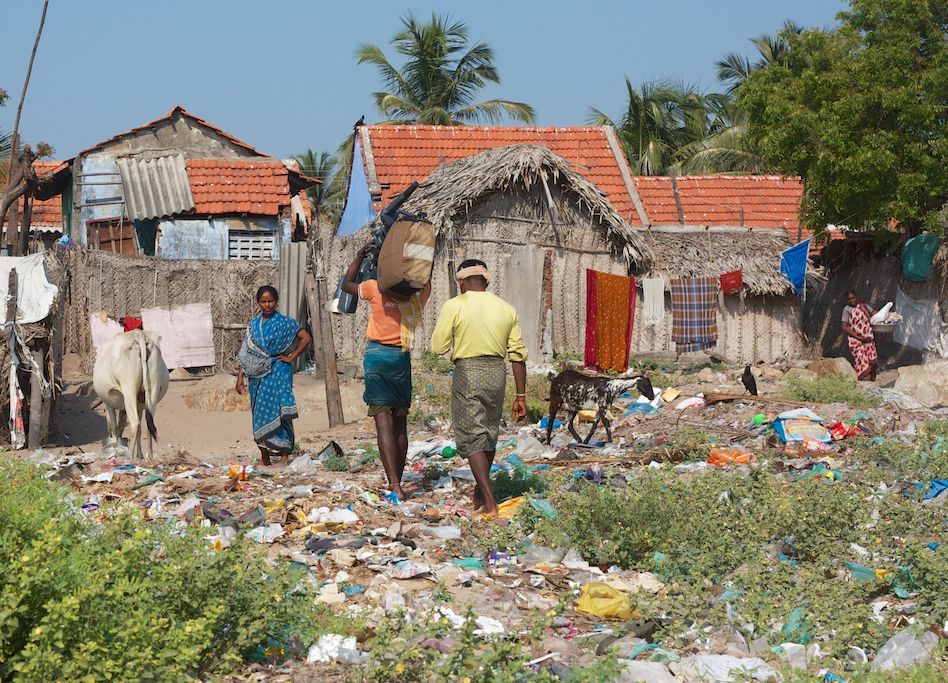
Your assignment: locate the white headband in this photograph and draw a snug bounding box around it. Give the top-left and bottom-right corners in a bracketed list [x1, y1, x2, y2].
[456, 265, 490, 282]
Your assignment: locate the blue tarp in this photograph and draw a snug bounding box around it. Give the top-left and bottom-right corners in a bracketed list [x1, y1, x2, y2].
[780, 239, 811, 297]
[336, 136, 377, 236]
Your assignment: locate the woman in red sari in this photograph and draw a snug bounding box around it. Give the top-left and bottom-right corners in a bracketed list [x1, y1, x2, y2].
[841, 290, 878, 381]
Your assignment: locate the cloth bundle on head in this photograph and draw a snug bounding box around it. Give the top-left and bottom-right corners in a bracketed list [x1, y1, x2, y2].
[457, 264, 490, 282]
[642, 277, 666, 326]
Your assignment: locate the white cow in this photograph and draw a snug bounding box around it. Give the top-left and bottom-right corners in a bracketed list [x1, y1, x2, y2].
[93, 330, 170, 459]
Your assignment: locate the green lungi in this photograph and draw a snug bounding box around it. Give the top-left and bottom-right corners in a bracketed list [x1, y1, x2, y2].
[451, 356, 507, 457]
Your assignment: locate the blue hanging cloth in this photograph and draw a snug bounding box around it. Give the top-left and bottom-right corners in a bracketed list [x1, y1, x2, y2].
[780, 239, 811, 298]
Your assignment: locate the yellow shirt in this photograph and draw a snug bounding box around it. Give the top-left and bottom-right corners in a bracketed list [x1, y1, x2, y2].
[430, 291, 528, 362]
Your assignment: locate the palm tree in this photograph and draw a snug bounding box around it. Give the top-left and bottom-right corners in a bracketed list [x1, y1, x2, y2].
[293, 149, 336, 202]
[716, 20, 803, 93]
[589, 78, 705, 175]
[672, 94, 770, 174]
[357, 13, 534, 125]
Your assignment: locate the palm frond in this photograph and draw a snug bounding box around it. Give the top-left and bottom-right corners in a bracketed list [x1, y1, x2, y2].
[452, 99, 535, 124]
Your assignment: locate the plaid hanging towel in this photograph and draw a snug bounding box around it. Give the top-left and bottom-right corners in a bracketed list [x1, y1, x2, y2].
[670, 277, 719, 353]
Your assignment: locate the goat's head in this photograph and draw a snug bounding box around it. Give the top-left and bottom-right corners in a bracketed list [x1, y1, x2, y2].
[610, 374, 655, 400]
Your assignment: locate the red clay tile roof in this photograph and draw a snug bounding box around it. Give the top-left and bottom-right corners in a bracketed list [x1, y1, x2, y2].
[361, 124, 637, 219]
[186, 159, 291, 216]
[1, 161, 65, 229]
[631, 175, 814, 242]
[80, 106, 267, 157]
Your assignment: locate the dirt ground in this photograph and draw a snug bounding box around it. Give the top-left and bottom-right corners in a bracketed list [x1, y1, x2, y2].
[50, 354, 370, 465]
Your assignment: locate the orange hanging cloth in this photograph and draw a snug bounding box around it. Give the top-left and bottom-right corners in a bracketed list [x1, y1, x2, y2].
[584, 270, 636, 373]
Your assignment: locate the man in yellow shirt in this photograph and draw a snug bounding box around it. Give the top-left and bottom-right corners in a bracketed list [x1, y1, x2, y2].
[431, 259, 527, 516]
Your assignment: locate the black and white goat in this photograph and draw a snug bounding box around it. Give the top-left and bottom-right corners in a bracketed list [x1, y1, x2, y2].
[546, 370, 655, 445]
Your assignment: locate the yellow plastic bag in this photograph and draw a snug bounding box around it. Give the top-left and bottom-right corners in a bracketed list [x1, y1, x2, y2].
[575, 582, 637, 620]
[497, 496, 525, 520]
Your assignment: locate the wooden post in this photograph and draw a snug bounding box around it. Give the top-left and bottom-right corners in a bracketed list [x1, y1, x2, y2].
[304, 273, 344, 427]
[4, 270, 17, 337]
[27, 347, 43, 449]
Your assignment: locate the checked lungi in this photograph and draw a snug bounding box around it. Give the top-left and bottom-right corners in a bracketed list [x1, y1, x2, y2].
[670, 277, 719, 353]
[451, 356, 507, 458]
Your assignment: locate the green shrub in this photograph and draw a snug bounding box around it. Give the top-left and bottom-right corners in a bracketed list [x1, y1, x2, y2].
[358, 605, 621, 682]
[419, 350, 454, 375]
[324, 453, 351, 471]
[491, 468, 547, 502]
[0, 460, 346, 680]
[779, 373, 880, 407]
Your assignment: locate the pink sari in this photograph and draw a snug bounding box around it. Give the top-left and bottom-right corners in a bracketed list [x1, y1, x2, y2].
[847, 304, 878, 379]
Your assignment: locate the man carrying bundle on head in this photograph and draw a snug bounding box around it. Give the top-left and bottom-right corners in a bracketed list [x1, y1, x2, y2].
[430, 259, 528, 518]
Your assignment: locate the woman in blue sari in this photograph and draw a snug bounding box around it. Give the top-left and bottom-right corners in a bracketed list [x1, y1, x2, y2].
[236, 286, 312, 466]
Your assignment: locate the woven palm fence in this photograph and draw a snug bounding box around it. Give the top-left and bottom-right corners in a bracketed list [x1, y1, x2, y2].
[58, 249, 278, 373]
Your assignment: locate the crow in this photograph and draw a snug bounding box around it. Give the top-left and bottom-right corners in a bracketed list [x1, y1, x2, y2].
[741, 365, 758, 396]
[354, 115, 365, 128]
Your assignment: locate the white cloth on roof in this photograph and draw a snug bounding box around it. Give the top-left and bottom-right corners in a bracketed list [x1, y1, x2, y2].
[642, 277, 666, 326]
[894, 287, 939, 351]
[0, 253, 58, 325]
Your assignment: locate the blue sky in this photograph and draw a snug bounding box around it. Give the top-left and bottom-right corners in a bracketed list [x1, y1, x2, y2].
[1, 1, 845, 161]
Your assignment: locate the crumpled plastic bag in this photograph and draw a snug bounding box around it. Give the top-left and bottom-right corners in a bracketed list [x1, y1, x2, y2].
[306, 634, 364, 664]
[872, 628, 938, 671]
[575, 581, 637, 620]
[497, 496, 525, 519]
[672, 654, 776, 682]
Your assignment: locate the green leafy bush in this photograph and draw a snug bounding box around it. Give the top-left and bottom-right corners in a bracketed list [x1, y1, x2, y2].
[324, 453, 351, 471]
[779, 373, 880, 408]
[0, 460, 344, 680]
[419, 350, 454, 375]
[491, 468, 547, 502]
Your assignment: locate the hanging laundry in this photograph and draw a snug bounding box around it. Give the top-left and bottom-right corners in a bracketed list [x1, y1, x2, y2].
[584, 270, 636, 372]
[894, 288, 939, 351]
[719, 270, 743, 295]
[642, 277, 666, 326]
[669, 277, 718, 353]
[780, 239, 811, 297]
[901, 234, 943, 281]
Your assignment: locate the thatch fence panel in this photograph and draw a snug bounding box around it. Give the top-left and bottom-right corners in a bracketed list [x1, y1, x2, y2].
[61, 250, 278, 373]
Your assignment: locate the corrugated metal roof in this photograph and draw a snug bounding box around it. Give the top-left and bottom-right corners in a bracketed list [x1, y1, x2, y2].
[117, 154, 195, 221]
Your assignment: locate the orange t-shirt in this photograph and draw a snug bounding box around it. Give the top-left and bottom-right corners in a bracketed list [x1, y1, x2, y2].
[359, 280, 429, 347]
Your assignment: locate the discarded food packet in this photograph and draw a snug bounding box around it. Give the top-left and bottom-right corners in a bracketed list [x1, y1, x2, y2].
[488, 549, 518, 575]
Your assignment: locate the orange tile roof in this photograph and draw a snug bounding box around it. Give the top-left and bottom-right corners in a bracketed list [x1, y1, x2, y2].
[1, 161, 65, 229]
[632, 174, 804, 233]
[186, 159, 291, 216]
[361, 124, 636, 219]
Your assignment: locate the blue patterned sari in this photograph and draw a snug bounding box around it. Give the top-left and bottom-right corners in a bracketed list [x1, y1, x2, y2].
[238, 312, 301, 453]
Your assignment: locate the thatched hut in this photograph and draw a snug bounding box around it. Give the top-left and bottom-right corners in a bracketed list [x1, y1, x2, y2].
[330, 144, 810, 365]
[634, 227, 807, 362]
[329, 144, 652, 362]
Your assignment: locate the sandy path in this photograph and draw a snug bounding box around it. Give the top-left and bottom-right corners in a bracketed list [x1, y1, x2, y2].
[51, 356, 372, 465]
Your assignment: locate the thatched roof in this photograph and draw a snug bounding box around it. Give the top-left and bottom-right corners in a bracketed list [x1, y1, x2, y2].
[400, 144, 653, 268]
[638, 226, 797, 296]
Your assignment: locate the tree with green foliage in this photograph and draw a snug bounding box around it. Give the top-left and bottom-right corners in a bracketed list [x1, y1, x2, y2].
[357, 13, 534, 125]
[739, 0, 947, 234]
[590, 78, 706, 175]
[291, 148, 343, 220]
